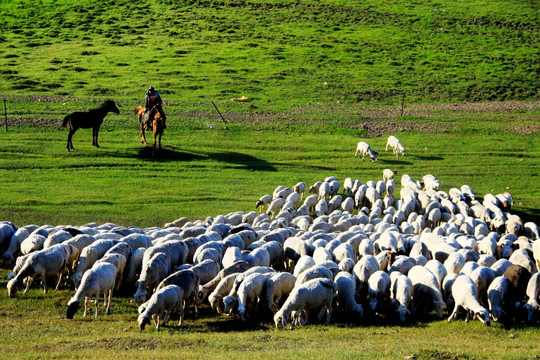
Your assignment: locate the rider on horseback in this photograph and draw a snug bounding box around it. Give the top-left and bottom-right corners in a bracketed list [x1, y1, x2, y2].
[144, 86, 164, 130]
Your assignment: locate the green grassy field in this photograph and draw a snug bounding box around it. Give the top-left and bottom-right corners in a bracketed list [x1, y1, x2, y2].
[1, 0, 539, 358]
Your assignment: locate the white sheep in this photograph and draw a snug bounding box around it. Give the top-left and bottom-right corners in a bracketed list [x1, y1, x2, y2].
[2, 227, 30, 264]
[274, 278, 337, 329]
[354, 141, 379, 162]
[190, 259, 220, 286]
[524, 273, 540, 323]
[138, 284, 184, 330]
[383, 169, 397, 183]
[208, 273, 241, 313]
[95, 253, 127, 291]
[334, 271, 363, 319]
[156, 269, 200, 317]
[72, 239, 118, 288]
[66, 262, 117, 319]
[391, 272, 413, 323]
[353, 255, 380, 297]
[237, 272, 274, 321]
[222, 266, 275, 315]
[7, 244, 76, 297]
[487, 275, 510, 322]
[385, 135, 405, 157]
[20, 233, 46, 255]
[256, 194, 273, 211]
[295, 265, 333, 286]
[265, 272, 297, 313]
[142, 240, 188, 272]
[124, 247, 146, 288]
[244, 247, 271, 268]
[368, 270, 391, 314]
[198, 260, 250, 303]
[133, 252, 171, 305]
[408, 265, 446, 319]
[469, 266, 496, 307]
[448, 275, 490, 326]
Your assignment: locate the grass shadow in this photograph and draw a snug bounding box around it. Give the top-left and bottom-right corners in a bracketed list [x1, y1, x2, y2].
[205, 151, 277, 172]
[379, 159, 414, 165]
[414, 155, 444, 161]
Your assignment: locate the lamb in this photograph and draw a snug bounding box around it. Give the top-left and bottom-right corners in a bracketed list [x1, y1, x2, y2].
[237, 272, 274, 321]
[156, 269, 200, 317]
[448, 275, 490, 326]
[368, 270, 391, 314]
[391, 272, 413, 323]
[66, 262, 117, 319]
[7, 244, 76, 297]
[354, 141, 379, 162]
[408, 265, 446, 319]
[334, 271, 364, 319]
[72, 239, 118, 289]
[265, 272, 297, 313]
[133, 252, 171, 305]
[385, 135, 405, 157]
[138, 284, 184, 330]
[274, 278, 338, 329]
[487, 276, 510, 322]
[524, 273, 540, 323]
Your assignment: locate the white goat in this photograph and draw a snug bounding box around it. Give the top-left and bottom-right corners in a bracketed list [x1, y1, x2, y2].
[355, 141, 379, 162]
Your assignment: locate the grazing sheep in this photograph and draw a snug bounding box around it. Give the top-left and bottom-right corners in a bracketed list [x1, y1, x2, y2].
[156, 269, 200, 317]
[143, 240, 188, 272]
[2, 227, 30, 264]
[7, 244, 76, 297]
[20, 233, 46, 255]
[368, 270, 391, 314]
[208, 273, 241, 313]
[383, 169, 397, 183]
[95, 253, 127, 291]
[124, 247, 146, 288]
[448, 275, 490, 326]
[385, 135, 405, 157]
[284, 237, 311, 271]
[355, 141, 379, 162]
[244, 247, 271, 268]
[503, 264, 531, 326]
[190, 259, 220, 286]
[524, 273, 540, 323]
[391, 272, 413, 323]
[469, 266, 496, 307]
[6, 253, 31, 281]
[408, 265, 446, 319]
[133, 252, 171, 305]
[265, 272, 297, 313]
[425, 259, 447, 290]
[222, 266, 276, 315]
[274, 278, 338, 329]
[197, 260, 250, 303]
[256, 194, 273, 211]
[334, 271, 364, 319]
[72, 239, 118, 288]
[487, 276, 510, 322]
[237, 272, 274, 321]
[66, 262, 117, 319]
[353, 255, 380, 297]
[138, 284, 184, 330]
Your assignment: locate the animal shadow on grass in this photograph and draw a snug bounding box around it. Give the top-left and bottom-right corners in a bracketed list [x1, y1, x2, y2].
[378, 159, 413, 166]
[204, 151, 277, 172]
[414, 155, 444, 161]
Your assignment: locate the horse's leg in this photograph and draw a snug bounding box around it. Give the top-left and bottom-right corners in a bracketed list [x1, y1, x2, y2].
[67, 128, 76, 151]
[141, 123, 147, 144]
[93, 126, 100, 147]
[153, 128, 157, 150]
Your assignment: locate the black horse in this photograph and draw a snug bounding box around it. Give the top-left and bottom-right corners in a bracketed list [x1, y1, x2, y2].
[62, 100, 120, 151]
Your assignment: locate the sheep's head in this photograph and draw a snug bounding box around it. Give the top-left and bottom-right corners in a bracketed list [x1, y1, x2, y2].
[489, 307, 505, 322]
[475, 308, 491, 326]
[133, 290, 147, 305]
[396, 305, 410, 323]
[222, 295, 236, 315]
[66, 300, 80, 319]
[7, 279, 18, 298]
[138, 314, 150, 331]
[274, 312, 286, 330]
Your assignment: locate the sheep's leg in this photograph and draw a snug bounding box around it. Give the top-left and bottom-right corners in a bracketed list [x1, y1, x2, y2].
[105, 289, 112, 315]
[178, 302, 185, 326]
[465, 310, 471, 323]
[317, 304, 328, 322]
[162, 310, 169, 326]
[354, 148, 358, 158]
[55, 273, 63, 291]
[94, 294, 99, 318]
[155, 315, 161, 330]
[447, 304, 459, 322]
[83, 297, 89, 317]
[23, 277, 34, 293]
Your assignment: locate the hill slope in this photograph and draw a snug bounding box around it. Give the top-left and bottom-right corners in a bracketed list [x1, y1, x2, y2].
[0, 0, 538, 108]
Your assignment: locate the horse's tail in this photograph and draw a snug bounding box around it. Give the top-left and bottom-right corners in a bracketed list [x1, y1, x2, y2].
[62, 115, 70, 127]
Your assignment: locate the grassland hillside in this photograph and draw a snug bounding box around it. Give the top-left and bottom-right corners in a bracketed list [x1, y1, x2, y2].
[0, 0, 538, 109]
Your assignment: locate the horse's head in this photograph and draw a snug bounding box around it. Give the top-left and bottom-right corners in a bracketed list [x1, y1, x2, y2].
[104, 100, 120, 114]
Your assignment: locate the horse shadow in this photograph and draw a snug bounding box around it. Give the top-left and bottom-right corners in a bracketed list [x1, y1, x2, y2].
[132, 146, 278, 172]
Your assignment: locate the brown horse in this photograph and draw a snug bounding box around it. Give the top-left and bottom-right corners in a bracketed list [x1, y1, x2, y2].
[135, 105, 166, 149]
[62, 100, 120, 151]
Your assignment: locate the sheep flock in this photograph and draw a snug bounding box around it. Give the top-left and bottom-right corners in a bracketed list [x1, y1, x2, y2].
[2, 171, 540, 331]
